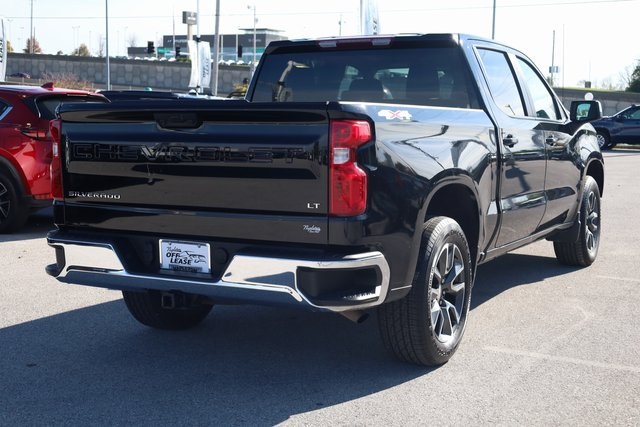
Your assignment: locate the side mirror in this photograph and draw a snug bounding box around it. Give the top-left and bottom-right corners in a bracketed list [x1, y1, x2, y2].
[570, 100, 602, 122]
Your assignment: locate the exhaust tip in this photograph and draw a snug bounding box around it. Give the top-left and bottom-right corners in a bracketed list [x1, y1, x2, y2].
[45, 263, 62, 277]
[339, 310, 369, 324]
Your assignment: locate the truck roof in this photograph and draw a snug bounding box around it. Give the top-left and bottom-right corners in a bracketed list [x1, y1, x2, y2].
[263, 32, 528, 65]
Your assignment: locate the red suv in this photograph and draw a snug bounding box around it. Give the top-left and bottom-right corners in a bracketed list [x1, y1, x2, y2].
[0, 83, 105, 232]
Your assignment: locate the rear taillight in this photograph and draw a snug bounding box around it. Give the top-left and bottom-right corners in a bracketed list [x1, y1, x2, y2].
[329, 120, 371, 216]
[49, 119, 63, 200]
[20, 127, 49, 140]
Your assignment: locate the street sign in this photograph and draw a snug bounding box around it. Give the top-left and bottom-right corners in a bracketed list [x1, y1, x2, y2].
[182, 11, 197, 25]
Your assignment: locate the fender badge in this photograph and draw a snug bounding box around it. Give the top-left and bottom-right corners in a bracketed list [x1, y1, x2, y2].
[378, 109, 412, 121]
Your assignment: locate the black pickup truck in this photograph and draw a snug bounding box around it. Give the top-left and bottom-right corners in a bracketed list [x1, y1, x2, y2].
[46, 34, 604, 366]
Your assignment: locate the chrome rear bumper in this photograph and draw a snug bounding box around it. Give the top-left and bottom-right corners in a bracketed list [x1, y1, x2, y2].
[46, 235, 390, 313]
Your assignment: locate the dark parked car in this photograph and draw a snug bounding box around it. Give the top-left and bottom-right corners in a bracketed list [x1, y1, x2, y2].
[592, 104, 640, 149]
[0, 83, 106, 232]
[9, 72, 31, 79]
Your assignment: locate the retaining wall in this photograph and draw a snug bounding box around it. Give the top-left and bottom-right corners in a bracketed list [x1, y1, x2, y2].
[6, 53, 251, 95]
[6, 53, 640, 111]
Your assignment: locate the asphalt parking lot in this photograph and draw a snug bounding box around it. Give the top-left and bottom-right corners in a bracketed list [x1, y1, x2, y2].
[1, 148, 639, 426]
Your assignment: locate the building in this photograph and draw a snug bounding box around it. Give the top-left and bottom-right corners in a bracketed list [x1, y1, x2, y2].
[148, 28, 287, 63]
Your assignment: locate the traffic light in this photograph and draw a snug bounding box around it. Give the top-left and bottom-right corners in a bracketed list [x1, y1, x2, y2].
[175, 45, 181, 58]
[237, 45, 243, 59]
[147, 41, 155, 54]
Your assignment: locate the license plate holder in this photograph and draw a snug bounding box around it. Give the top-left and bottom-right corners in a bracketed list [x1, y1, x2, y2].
[160, 240, 211, 274]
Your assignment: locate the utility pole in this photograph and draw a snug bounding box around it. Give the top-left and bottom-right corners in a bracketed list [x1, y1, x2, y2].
[550, 30, 556, 86]
[250, 5, 256, 73]
[72, 26, 79, 51]
[29, 0, 33, 53]
[197, 0, 201, 92]
[491, 0, 496, 39]
[172, 8, 175, 54]
[105, 0, 110, 90]
[211, 0, 220, 96]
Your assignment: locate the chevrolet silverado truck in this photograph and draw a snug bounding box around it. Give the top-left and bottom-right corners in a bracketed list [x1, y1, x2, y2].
[45, 34, 604, 366]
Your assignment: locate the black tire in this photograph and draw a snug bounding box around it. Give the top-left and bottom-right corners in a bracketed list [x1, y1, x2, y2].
[122, 290, 213, 330]
[554, 176, 601, 267]
[595, 131, 611, 150]
[378, 216, 473, 366]
[0, 171, 29, 234]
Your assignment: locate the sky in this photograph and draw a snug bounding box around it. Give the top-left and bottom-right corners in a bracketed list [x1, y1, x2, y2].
[1, 0, 639, 88]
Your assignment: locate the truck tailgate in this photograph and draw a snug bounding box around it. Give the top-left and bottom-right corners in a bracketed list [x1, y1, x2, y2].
[56, 101, 330, 243]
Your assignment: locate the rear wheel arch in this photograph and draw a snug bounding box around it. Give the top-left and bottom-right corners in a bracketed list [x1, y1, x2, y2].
[423, 180, 481, 267]
[593, 127, 609, 138]
[0, 154, 29, 197]
[0, 160, 30, 232]
[586, 158, 604, 197]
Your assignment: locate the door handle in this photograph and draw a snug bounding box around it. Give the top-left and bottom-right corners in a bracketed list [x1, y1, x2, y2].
[503, 134, 518, 147]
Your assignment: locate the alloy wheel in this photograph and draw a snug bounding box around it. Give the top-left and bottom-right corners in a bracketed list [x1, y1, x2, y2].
[429, 242, 467, 344]
[0, 182, 10, 222]
[585, 189, 600, 254]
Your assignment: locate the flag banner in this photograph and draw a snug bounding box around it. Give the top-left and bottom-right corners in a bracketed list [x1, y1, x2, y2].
[199, 41, 211, 89]
[188, 40, 199, 88]
[0, 17, 7, 82]
[361, 0, 380, 35]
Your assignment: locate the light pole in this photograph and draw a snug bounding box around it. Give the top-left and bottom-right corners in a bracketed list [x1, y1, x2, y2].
[29, 0, 33, 53]
[6, 19, 11, 44]
[211, 0, 220, 96]
[105, 0, 110, 89]
[491, 0, 496, 39]
[247, 5, 256, 72]
[72, 26, 79, 52]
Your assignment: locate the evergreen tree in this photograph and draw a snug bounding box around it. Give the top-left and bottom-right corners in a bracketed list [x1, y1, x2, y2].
[23, 37, 42, 54]
[73, 44, 90, 57]
[627, 62, 640, 93]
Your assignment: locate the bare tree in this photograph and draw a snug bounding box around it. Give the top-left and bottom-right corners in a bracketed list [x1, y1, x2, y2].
[619, 63, 635, 89]
[127, 34, 138, 48]
[597, 77, 623, 91]
[628, 62, 640, 93]
[97, 37, 105, 58]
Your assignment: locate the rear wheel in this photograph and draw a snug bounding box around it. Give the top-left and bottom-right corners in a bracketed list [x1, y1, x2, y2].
[0, 171, 29, 233]
[378, 217, 473, 366]
[122, 290, 213, 330]
[553, 176, 601, 267]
